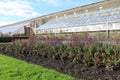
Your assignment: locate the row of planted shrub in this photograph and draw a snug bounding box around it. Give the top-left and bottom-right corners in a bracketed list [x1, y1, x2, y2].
[0, 36, 29, 43]
[0, 37, 120, 71]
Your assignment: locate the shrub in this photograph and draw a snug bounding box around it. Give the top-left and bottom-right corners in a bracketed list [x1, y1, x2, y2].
[0, 36, 120, 71]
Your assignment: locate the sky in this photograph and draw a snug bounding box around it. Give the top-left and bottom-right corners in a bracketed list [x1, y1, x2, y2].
[0, 0, 102, 26]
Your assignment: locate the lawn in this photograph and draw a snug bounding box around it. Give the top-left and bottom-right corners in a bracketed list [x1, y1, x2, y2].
[0, 54, 77, 80]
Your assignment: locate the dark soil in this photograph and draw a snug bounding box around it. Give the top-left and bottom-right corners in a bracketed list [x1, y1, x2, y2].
[1, 51, 120, 80]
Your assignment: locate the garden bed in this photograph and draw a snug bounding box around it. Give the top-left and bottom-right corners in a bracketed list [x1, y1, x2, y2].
[0, 36, 120, 80]
[1, 50, 120, 80]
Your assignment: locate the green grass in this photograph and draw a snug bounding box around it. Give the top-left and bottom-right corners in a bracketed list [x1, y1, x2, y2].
[0, 54, 77, 80]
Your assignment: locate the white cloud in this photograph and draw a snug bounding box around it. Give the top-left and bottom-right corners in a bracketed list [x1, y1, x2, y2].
[36, 0, 61, 6]
[0, 17, 9, 20]
[0, 22, 14, 27]
[0, 0, 40, 18]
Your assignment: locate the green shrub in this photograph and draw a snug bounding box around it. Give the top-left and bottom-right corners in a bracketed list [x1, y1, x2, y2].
[0, 37, 120, 71]
[0, 37, 29, 43]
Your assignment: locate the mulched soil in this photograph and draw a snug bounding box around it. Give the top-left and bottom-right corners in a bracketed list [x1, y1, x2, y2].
[0, 51, 120, 80]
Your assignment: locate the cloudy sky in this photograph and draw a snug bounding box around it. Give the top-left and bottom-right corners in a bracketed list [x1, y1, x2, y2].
[0, 0, 101, 26]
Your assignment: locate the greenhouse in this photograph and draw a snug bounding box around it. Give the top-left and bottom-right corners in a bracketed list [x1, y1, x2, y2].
[36, 7, 120, 34]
